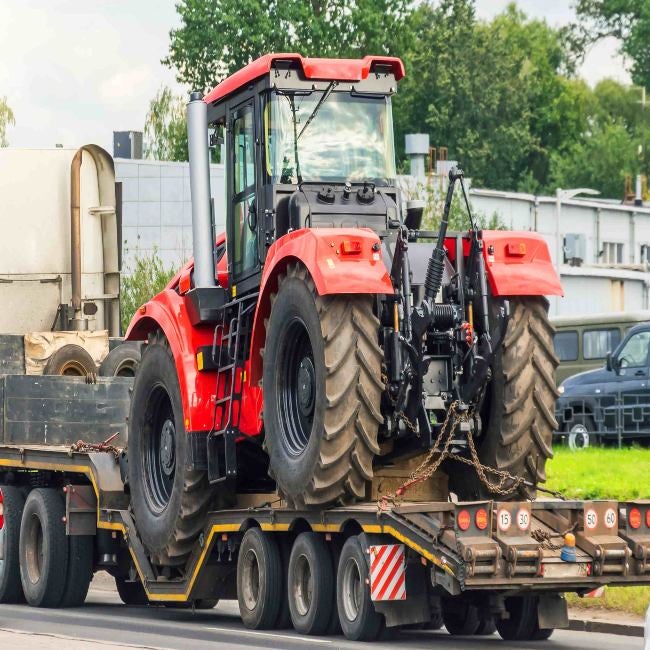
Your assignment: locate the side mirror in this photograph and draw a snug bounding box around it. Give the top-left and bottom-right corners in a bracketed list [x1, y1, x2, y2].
[606, 352, 615, 372]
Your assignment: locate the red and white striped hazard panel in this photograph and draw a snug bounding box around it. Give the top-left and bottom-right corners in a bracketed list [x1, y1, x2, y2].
[369, 544, 406, 601]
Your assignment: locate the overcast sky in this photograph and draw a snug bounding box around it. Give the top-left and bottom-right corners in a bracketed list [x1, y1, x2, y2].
[0, 0, 631, 152]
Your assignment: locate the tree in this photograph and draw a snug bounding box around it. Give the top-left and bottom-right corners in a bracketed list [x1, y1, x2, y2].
[120, 248, 176, 333]
[164, 0, 410, 92]
[576, 0, 650, 89]
[144, 86, 188, 161]
[0, 96, 15, 147]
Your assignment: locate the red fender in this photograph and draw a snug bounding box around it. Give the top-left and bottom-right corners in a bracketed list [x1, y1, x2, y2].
[480, 231, 563, 297]
[248, 227, 393, 385]
[125, 270, 262, 436]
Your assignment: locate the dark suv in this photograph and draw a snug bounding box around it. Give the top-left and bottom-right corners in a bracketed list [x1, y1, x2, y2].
[555, 322, 650, 448]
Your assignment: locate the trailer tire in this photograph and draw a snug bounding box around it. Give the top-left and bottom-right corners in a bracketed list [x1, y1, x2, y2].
[43, 344, 97, 379]
[237, 527, 282, 630]
[475, 615, 497, 635]
[60, 535, 94, 607]
[0, 486, 26, 603]
[115, 576, 148, 606]
[495, 595, 538, 641]
[454, 298, 559, 500]
[99, 342, 141, 377]
[263, 264, 382, 507]
[336, 535, 383, 641]
[442, 597, 480, 635]
[288, 532, 334, 635]
[128, 332, 213, 566]
[19, 488, 68, 608]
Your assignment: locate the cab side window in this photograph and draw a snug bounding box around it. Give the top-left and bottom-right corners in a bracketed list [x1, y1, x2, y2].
[618, 331, 650, 368]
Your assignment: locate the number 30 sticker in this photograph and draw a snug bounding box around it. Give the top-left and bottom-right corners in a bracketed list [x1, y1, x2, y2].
[497, 509, 511, 532]
[585, 509, 598, 530]
[604, 508, 617, 529]
[516, 508, 530, 531]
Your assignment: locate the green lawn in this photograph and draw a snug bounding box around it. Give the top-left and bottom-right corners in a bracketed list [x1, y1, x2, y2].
[545, 446, 650, 501]
[545, 446, 650, 616]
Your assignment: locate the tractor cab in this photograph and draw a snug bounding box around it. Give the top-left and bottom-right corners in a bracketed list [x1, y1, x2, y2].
[200, 53, 405, 297]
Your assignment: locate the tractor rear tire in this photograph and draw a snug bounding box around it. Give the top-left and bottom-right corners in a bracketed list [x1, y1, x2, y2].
[43, 344, 97, 379]
[128, 332, 213, 566]
[99, 342, 141, 377]
[263, 264, 383, 507]
[453, 298, 559, 500]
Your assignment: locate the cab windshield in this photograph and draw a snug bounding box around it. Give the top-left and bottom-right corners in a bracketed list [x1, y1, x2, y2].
[266, 91, 396, 185]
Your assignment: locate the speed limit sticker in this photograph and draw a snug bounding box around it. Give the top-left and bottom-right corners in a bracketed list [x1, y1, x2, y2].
[585, 509, 598, 530]
[497, 509, 511, 532]
[604, 508, 617, 529]
[516, 508, 531, 531]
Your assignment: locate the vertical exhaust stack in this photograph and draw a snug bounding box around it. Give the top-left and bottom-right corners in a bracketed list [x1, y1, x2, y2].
[187, 92, 216, 288]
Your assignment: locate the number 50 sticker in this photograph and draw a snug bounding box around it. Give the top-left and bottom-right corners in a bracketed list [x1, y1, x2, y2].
[585, 509, 598, 530]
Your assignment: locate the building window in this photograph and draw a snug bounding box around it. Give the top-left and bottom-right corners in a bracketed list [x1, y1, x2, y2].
[602, 242, 624, 264]
[554, 331, 578, 362]
[641, 244, 650, 264]
[583, 329, 621, 360]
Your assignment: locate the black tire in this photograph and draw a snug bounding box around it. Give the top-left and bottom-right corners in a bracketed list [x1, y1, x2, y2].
[566, 414, 597, 450]
[128, 332, 213, 566]
[43, 344, 97, 378]
[115, 576, 148, 605]
[237, 527, 282, 630]
[19, 488, 68, 607]
[442, 597, 480, 635]
[495, 595, 538, 641]
[454, 298, 559, 500]
[0, 486, 26, 603]
[288, 532, 334, 636]
[336, 535, 383, 642]
[475, 615, 497, 635]
[263, 263, 383, 507]
[99, 342, 141, 377]
[59, 535, 94, 607]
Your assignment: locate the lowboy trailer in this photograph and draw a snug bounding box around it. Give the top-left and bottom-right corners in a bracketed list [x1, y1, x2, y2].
[1, 434, 650, 642]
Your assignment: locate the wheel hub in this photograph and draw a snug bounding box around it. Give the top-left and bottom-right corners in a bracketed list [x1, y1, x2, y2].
[160, 420, 176, 476]
[297, 357, 315, 418]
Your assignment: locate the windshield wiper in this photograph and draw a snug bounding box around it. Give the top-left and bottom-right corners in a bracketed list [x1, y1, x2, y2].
[297, 81, 337, 140]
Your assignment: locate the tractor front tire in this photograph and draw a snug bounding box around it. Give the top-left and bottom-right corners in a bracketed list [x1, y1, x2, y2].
[454, 298, 559, 500]
[128, 332, 213, 566]
[263, 264, 383, 507]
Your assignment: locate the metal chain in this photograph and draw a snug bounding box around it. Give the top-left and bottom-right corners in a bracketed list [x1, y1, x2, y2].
[69, 432, 121, 460]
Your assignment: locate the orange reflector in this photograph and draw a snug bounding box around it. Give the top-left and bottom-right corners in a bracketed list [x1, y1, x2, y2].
[341, 240, 362, 255]
[0, 489, 4, 530]
[506, 242, 527, 257]
[630, 507, 642, 529]
[475, 508, 489, 530]
[646, 509, 650, 528]
[457, 509, 471, 531]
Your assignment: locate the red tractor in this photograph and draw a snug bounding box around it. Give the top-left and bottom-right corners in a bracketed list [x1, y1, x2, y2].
[125, 53, 563, 568]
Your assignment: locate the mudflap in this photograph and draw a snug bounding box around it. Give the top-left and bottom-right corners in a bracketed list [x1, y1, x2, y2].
[538, 594, 569, 630]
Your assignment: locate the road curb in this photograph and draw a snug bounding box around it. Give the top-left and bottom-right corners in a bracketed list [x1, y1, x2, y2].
[569, 618, 644, 638]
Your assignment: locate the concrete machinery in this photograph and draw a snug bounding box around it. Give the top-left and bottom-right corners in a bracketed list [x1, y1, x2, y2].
[1, 55, 648, 643]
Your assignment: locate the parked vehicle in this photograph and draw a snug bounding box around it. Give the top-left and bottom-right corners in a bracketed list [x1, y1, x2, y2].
[556, 321, 650, 447]
[552, 311, 650, 385]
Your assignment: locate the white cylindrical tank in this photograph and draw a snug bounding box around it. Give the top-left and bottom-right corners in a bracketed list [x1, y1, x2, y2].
[0, 145, 119, 336]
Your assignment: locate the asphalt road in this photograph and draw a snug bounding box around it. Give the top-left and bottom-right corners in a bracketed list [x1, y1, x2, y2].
[0, 589, 642, 650]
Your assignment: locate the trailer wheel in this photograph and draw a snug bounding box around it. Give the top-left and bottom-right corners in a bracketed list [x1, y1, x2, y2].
[99, 342, 141, 377]
[263, 264, 382, 507]
[115, 576, 148, 606]
[453, 298, 559, 500]
[336, 535, 383, 641]
[0, 486, 26, 603]
[59, 535, 94, 607]
[288, 532, 334, 635]
[442, 596, 480, 635]
[43, 344, 97, 378]
[19, 488, 68, 608]
[128, 332, 213, 566]
[495, 594, 539, 641]
[475, 615, 497, 635]
[237, 527, 282, 629]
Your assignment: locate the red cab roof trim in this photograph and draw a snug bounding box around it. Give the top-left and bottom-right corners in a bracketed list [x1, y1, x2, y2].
[203, 53, 405, 105]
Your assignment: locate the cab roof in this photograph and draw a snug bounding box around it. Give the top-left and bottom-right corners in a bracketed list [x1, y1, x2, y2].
[203, 53, 405, 106]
